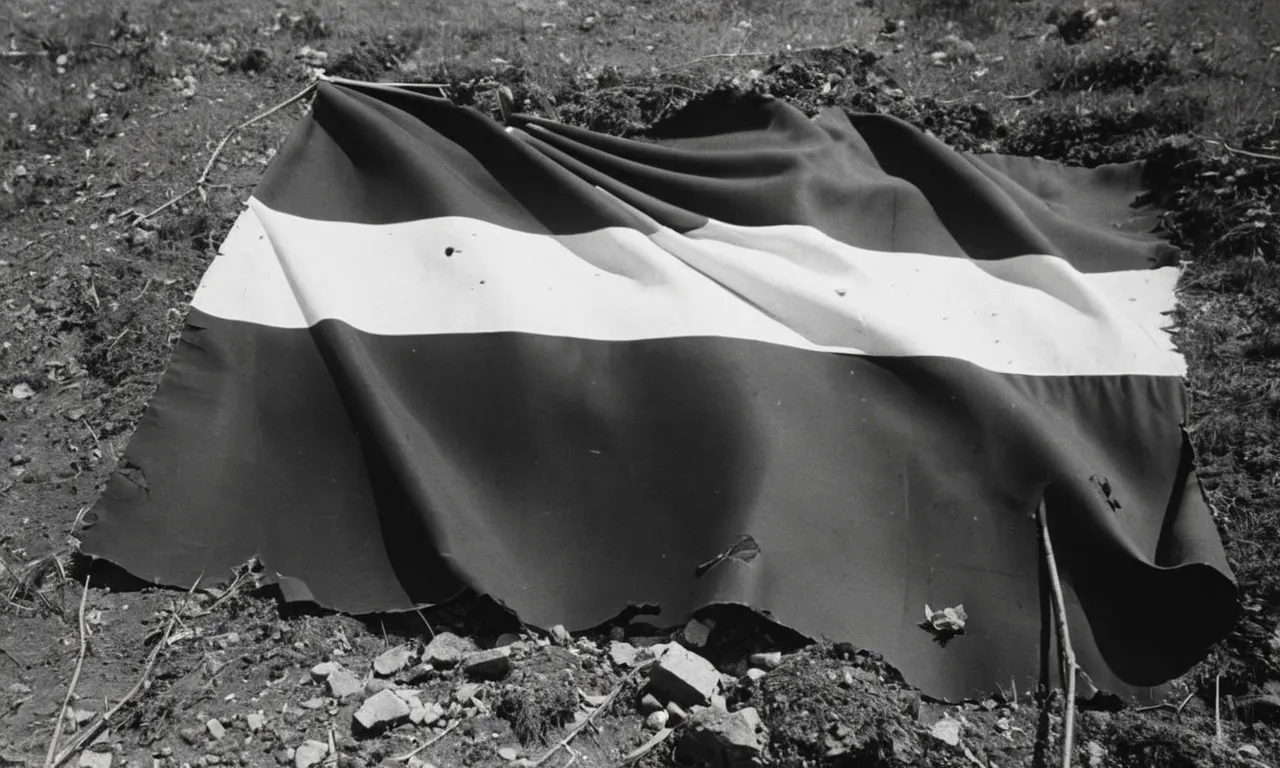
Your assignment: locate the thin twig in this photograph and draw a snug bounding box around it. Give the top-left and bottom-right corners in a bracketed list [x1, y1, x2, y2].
[135, 80, 318, 225]
[416, 610, 436, 639]
[1135, 691, 1196, 714]
[1215, 673, 1222, 742]
[661, 50, 774, 71]
[44, 576, 91, 768]
[1197, 136, 1280, 163]
[619, 727, 674, 766]
[1039, 499, 1076, 768]
[51, 575, 203, 768]
[389, 719, 462, 762]
[532, 660, 656, 767]
[1005, 89, 1040, 101]
[133, 186, 197, 226]
[16, 232, 55, 254]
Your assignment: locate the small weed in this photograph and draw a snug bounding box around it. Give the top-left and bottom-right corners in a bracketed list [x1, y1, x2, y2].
[495, 681, 578, 745]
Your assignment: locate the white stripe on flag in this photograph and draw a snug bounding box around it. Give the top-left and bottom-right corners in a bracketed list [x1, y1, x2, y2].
[190, 199, 1184, 377]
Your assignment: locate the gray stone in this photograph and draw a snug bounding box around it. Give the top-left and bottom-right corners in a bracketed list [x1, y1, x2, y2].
[327, 668, 363, 699]
[497, 747, 519, 761]
[410, 701, 444, 726]
[745, 668, 767, 682]
[454, 682, 482, 704]
[78, 753, 113, 768]
[639, 693, 663, 713]
[549, 625, 572, 646]
[748, 651, 782, 670]
[608, 641, 639, 668]
[648, 644, 719, 707]
[645, 710, 670, 731]
[683, 619, 713, 648]
[310, 661, 340, 681]
[246, 713, 265, 732]
[424, 632, 474, 669]
[294, 740, 329, 768]
[1238, 745, 1262, 759]
[930, 715, 962, 747]
[374, 645, 416, 676]
[365, 678, 395, 695]
[495, 633, 521, 647]
[463, 649, 512, 680]
[354, 690, 412, 733]
[206, 718, 226, 740]
[300, 697, 326, 710]
[675, 706, 768, 768]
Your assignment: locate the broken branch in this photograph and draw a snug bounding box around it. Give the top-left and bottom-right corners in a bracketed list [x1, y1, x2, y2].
[389, 719, 461, 762]
[1039, 498, 1076, 768]
[135, 80, 319, 226]
[1196, 136, 1280, 163]
[44, 576, 91, 768]
[51, 575, 203, 768]
[532, 660, 656, 767]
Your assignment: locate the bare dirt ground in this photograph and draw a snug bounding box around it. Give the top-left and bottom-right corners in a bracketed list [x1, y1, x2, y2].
[2, 0, 1279, 766]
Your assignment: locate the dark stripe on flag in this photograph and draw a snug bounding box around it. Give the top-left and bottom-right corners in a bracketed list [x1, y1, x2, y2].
[81, 309, 1236, 702]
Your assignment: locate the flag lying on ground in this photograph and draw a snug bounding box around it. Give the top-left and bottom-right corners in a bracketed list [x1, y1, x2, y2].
[81, 80, 1238, 702]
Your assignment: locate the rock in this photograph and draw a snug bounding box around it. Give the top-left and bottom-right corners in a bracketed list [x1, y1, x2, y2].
[401, 663, 435, 684]
[294, 740, 328, 768]
[78, 753, 112, 768]
[683, 618, 713, 648]
[454, 683, 482, 704]
[246, 713, 265, 732]
[675, 706, 768, 768]
[639, 693, 664, 713]
[497, 747, 519, 761]
[355, 690, 412, 733]
[748, 652, 781, 670]
[549, 625, 572, 646]
[745, 668, 767, 682]
[207, 718, 226, 740]
[374, 645, 416, 676]
[609, 641, 639, 668]
[645, 710, 670, 731]
[711, 694, 729, 711]
[327, 668, 362, 699]
[1238, 745, 1263, 759]
[410, 701, 444, 726]
[300, 697, 326, 709]
[1087, 741, 1105, 768]
[648, 644, 719, 707]
[463, 649, 512, 680]
[424, 632, 474, 668]
[10, 383, 35, 400]
[67, 708, 96, 726]
[310, 661, 340, 680]
[930, 715, 962, 747]
[495, 633, 521, 647]
[365, 678, 396, 695]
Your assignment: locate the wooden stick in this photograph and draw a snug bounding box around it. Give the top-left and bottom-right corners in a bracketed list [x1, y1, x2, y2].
[1197, 136, 1280, 163]
[51, 576, 202, 768]
[1215, 673, 1222, 742]
[619, 727, 674, 765]
[1039, 499, 1076, 768]
[532, 660, 655, 767]
[135, 81, 319, 225]
[44, 576, 91, 768]
[389, 719, 461, 762]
